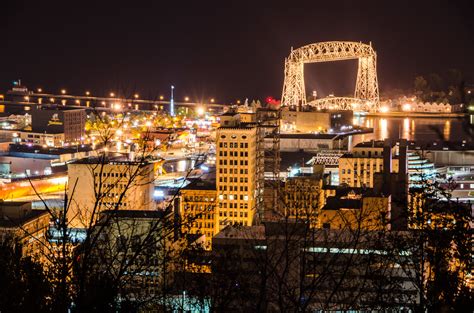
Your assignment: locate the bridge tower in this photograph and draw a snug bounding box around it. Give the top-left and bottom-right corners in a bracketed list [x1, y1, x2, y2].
[281, 41, 379, 112]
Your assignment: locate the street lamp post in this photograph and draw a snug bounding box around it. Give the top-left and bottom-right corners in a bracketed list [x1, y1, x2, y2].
[170, 85, 175, 116]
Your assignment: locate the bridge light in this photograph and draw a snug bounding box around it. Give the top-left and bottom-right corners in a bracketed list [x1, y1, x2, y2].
[184, 96, 189, 101]
[37, 88, 42, 93]
[159, 95, 164, 100]
[110, 92, 115, 97]
[85, 91, 90, 96]
[134, 94, 139, 99]
[61, 89, 66, 94]
[380, 106, 389, 113]
[210, 98, 215, 103]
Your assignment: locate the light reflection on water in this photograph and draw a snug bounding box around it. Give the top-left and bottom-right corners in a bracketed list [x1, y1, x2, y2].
[351, 116, 471, 147]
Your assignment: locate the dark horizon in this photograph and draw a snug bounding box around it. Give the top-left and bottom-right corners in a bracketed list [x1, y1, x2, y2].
[1, 0, 473, 103]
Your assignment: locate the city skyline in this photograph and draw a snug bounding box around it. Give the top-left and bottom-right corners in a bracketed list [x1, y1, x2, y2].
[1, 0, 473, 102]
[0, 2, 472, 311]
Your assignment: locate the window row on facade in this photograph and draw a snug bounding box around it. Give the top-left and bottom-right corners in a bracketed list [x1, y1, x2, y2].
[218, 194, 250, 201]
[218, 185, 249, 191]
[218, 159, 250, 166]
[218, 142, 249, 148]
[219, 202, 249, 209]
[218, 151, 249, 157]
[94, 172, 128, 178]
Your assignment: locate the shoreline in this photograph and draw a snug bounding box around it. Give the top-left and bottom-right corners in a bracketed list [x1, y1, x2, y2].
[365, 112, 467, 118]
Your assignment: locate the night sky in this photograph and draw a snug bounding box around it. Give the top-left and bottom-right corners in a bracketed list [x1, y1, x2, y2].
[1, 0, 473, 103]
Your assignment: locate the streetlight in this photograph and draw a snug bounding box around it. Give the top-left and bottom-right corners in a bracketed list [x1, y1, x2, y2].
[85, 91, 90, 96]
[110, 92, 115, 97]
[61, 89, 66, 94]
[134, 94, 139, 99]
[184, 96, 189, 101]
[159, 95, 164, 100]
[170, 85, 175, 116]
[37, 88, 42, 93]
[210, 98, 215, 103]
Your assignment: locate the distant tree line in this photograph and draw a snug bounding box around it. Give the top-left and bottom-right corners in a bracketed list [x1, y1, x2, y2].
[413, 69, 470, 104]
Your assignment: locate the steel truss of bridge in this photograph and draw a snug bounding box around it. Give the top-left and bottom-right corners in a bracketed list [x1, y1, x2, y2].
[281, 41, 379, 112]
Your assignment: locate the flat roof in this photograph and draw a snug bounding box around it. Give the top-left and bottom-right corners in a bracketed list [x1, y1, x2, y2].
[354, 140, 396, 148]
[9, 143, 93, 155]
[0, 201, 30, 207]
[0, 209, 48, 228]
[322, 197, 362, 210]
[278, 133, 340, 140]
[279, 151, 316, 170]
[70, 155, 149, 165]
[181, 179, 216, 191]
[101, 210, 165, 219]
[214, 225, 266, 240]
[410, 141, 474, 151]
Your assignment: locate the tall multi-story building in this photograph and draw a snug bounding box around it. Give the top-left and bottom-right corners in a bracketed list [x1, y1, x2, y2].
[179, 179, 217, 250]
[283, 173, 325, 226]
[339, 140, 399, 188]
[30, 107, 86, 144]
[216, 111, 263, 229]
[67, 157, 155, 228]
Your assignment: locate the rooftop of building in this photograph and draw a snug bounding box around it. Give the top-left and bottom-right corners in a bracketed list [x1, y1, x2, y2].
[278, 133, 340, 140]
[322, 187, 389, 211]
[219, 111, 240, 117]
[9, 143, 93, 155]
[354, 140, 397, 148]
[322, 197, 362, 211]
[279, 151, 316, 170]
[409, 140, 474, 151]
[0, 201, 30, 207]
[287, 172, 325, 179]
[218, 122, 259, 129]
[214, 224, 266, 240]
[0, 209, 48, 228]
[340, 152, 400, 159]
[100, 209, 166, 219]
[70, 154, 152, 165]
[181, 179, 216, 191]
